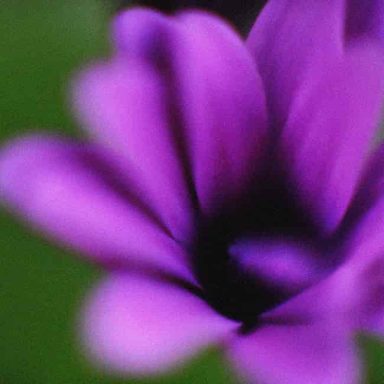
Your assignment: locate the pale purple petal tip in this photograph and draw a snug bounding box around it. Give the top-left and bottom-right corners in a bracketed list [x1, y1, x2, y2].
[81, 273, 237, 375]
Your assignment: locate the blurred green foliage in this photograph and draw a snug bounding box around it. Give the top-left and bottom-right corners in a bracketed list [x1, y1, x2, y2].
[0, 1, 383, 383]
[360, 335, 384, 384]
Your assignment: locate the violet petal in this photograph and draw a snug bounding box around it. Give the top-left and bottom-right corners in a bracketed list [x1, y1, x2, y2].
[114, 9, 268, 214]
[261, 237, 384, 339]
[247, 0, 344, 130]
[81, 273, 237, 375]
[74, 59, 196, 243]
[280, 44, 384, 232]
[0, 135, 192, 280]
[229, 323, 361, 384]
[248, 0, 384, 233]
[346, 0, 384, 42]
[229, 238, 322, 294]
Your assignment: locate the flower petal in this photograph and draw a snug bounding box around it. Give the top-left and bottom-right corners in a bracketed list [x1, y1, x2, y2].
[0, 135, 191, 280]
[251, 152, 384, 331]
[318, 144, 384, 335]
[248, 0, 384, 232]
[346, 0, 384, 41]
[247, 0, 344, 130]
[81, 273, 237, 375]
[248, 0, 384, 130]
[229, 323, 361, 384]
[345, 143, 384, 232]
[345, 258, 384, 336]
[346, 147, 384, 267]
[260, 229, 384, 338]
[281, 45, 384, 232]
[229, 237, 323, 295]
[113, 9, 267, 214]
[74, 59, 195, 243]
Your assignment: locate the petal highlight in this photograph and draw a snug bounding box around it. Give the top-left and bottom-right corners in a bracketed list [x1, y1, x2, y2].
[81, 273, 236, 375]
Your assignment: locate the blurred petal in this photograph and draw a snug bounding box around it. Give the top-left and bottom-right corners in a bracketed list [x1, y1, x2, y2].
[345, 258, 384, 336]
[346, 0, 384, 41]
[247, 0, 344, 130]
[248, 0, 384, 129]
[0, 135, 191, 280]
[248, 0, 384, 232]
[113, 9, 267, 214]
[345, 143, 384, 229]
[253, 169, 384, 328]
[316, 145, 384, 335]
[281, 45, 384, 232]
[82, 273, 237, 375]
[74, 60, 195, 243]
[261, 232, 384, 338]
[229, 238, 323, 294]
[345, 146, 384, 271]
[229, 323, 361, 384]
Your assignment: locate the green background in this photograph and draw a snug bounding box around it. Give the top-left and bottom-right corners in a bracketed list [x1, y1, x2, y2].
[0, 1, 383, 383]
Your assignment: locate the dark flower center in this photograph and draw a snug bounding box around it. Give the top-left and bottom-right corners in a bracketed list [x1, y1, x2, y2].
[192, 173, 329, 330]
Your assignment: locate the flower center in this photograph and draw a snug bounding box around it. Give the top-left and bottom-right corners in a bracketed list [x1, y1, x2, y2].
[192, 176, 327, 329]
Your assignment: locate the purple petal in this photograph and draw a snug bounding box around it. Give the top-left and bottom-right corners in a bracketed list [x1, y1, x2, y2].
[229, 237, 323, 294]
[345, 258, 384, 336]
[252, 157, 384, 331]
[113, 9, 267, 214]
[345, 146, 384, 264]
[346, 143, 384, 228]
[247, 0, 344, 130]
[227, 237, 384, 337]
[346, 0, 384, 41]
[247, 0, 384, 131]
[318, 145, 384, 335]
[248, 0, 384, 232]
[260, 242, 384, 338]
[0, 135, 192, 280]
[81, 273, 237, 375]
[74, 59, 195, 243]
[229, 323, 361, 384]
[280, 45, 384, 232]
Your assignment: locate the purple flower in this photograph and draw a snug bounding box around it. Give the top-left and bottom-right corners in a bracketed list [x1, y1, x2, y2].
[1, 1, 384, 383]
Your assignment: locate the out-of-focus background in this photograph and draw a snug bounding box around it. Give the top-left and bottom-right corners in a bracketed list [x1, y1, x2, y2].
[0, 1, 383, 383]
